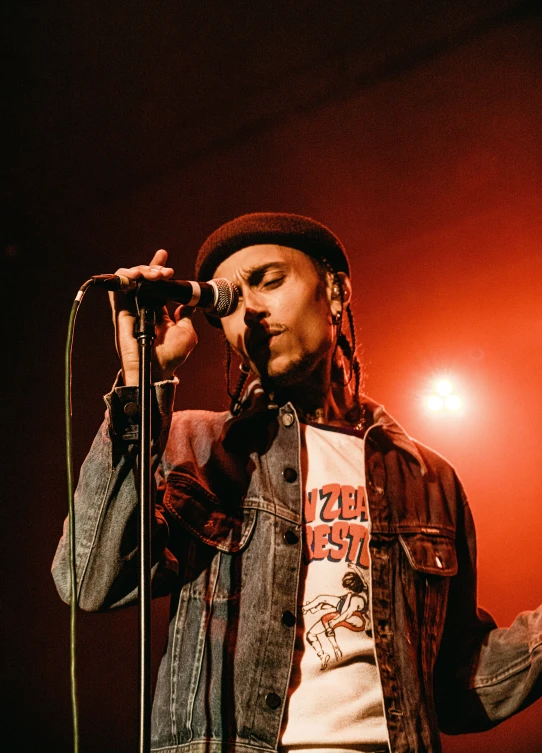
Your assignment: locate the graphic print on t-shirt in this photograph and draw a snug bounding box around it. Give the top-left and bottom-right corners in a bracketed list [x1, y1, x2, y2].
[302, 562, 371, 670]
[280, 424, 387, 751]
[302, 463, 372, 670]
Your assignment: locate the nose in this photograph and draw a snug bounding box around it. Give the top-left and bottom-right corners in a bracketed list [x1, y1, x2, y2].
[242, 289, 269, 326]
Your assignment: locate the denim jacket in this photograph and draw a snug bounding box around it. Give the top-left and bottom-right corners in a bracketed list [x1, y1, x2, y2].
[52, 379, 542, 753]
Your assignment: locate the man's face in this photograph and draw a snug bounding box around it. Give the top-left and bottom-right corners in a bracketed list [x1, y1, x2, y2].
[214, 244, 337, 389]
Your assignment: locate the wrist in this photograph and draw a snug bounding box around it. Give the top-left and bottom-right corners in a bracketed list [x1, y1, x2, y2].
[122, 366, 177, 385]
[122, 369, 139, 387]
[153, 364, 177, 382]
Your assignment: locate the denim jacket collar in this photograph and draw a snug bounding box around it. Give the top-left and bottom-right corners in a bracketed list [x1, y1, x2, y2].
[222, 378, 427, 474]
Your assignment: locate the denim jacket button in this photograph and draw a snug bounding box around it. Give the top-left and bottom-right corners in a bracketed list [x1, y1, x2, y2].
[123, 401, 139, 417]
[281, 412, 294, 427]
[281, 610, 296, 627]
[283, 529, 299, 545]
[265, 692, 282, 709]
[283, 467, 298, 483]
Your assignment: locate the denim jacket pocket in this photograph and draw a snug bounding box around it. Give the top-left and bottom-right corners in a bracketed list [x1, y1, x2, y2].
[398, 530, 458, 673]
[163, 470, 256, 553]
[399, 531, 458, 576]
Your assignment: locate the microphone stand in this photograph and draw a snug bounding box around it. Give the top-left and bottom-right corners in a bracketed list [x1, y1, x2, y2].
[135, 304, 156, 753]
[128, 279, 236, 752]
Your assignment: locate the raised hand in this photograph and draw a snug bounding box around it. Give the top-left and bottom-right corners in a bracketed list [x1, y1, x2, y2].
[109, 249, 198, 385]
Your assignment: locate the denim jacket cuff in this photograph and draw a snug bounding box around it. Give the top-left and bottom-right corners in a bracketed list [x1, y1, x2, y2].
[103, 371, 178, 442]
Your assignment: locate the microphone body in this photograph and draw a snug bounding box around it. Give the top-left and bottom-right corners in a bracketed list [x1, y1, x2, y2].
[91, 275, 239, 318]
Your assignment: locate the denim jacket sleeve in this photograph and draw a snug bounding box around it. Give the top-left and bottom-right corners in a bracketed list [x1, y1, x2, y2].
[434, 484, 542, 733]
[51, 377, 180, 611]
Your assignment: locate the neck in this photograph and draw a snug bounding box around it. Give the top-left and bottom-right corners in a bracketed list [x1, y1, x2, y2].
[270, 359, 360, 428]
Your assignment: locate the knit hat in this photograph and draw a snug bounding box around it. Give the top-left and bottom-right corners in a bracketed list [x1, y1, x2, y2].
[194, 212, 350, 282]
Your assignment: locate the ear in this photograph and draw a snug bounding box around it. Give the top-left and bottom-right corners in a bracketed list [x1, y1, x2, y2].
[326, 271, 352, 317]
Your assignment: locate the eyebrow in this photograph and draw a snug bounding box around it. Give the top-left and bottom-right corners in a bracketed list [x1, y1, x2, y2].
[240, 261, 288, 286]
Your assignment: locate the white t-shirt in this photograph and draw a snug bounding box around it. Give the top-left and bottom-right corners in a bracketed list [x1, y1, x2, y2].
[280, 423, 388, 753]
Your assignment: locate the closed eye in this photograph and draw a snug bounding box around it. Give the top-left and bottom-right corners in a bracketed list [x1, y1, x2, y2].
[262, 275, 285, 289]
[240, 262, 289, 295]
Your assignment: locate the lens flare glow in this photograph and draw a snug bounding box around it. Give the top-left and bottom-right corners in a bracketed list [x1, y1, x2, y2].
[425, 377, 463, 415]
[445, 394, 461, 411]
[435, 379, 453, 397]
[428, 395, 444, 411]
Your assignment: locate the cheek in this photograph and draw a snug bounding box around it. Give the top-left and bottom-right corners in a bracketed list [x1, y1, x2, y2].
[221, 318, 245, 355]
[290, 303, 333, 351]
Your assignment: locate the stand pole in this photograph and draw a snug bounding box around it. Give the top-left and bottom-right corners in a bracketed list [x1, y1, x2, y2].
[136, 305, 156, 753]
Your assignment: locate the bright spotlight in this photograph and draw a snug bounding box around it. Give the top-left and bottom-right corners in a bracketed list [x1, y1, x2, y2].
[445, 394, 461, 411]
[435, 379, 453, 397]
[428, 395, 444, 412]
[424, 375, 464, 416]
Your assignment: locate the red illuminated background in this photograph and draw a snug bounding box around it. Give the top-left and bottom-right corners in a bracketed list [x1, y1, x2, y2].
[2, 2, 541, 751]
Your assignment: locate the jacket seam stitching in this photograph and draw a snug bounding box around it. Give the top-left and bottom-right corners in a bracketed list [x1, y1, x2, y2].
[76, 449, 118, 599]
[471, 643, 542, 688]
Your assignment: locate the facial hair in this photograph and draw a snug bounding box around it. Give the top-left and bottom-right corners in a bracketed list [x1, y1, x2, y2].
[259, 347, 325, 394]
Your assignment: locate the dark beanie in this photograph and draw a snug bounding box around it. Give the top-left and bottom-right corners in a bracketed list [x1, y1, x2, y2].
[195, 212, 350, 281]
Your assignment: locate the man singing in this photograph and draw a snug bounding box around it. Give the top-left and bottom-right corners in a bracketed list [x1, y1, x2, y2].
[52, 213, 542, 753]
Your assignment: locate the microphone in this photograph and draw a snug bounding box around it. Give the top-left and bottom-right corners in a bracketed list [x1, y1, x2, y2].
[91, 274, 239, 318]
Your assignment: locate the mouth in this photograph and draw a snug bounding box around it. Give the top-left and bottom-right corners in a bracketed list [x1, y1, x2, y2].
[246, 327, 285, 357]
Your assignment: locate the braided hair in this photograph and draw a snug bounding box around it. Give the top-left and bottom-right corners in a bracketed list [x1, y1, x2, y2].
[318, 256, 363, 408]
[225, 340, 251, 415]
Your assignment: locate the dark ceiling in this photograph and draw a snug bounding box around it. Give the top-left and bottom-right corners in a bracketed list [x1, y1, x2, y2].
[4, 0, 539, 231]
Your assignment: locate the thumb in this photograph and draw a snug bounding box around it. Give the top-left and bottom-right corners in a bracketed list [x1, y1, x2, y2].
[173, 305, 195, 324]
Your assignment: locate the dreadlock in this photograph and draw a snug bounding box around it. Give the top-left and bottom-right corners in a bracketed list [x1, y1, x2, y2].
[336, 289, 362, 400]
[320, 261, 362, 402]
[225, 340, 251, 415]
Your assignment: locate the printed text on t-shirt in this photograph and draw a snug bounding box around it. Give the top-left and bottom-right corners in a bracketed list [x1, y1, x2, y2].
[304, 484, 370, 567]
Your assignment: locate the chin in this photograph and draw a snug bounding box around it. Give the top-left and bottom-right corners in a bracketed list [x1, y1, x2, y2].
[261, 352, 319, 391]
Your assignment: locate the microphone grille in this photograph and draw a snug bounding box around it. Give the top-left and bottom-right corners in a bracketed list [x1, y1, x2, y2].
[208, 278, 239, 318]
